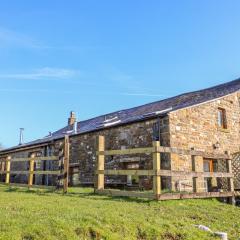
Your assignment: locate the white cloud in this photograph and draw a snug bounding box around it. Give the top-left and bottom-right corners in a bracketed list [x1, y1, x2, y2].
[0, 67, 80, 80]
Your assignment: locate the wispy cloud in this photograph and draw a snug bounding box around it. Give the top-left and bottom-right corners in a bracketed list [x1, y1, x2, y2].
[0, 88, 75, 94]
[106, 69, 141, 92]
[0, 64, 169, 98]
[98, 66, 169, 98]
[0, 67, 80, 80]
[0, 88, 169, 98]
[0, 27, 46, 49]
[119, 92, 169, 97]
[0, 88, 51, 93]
[0, 27, 97, 51]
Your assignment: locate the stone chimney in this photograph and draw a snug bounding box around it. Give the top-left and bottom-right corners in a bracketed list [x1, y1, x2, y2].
[68, 111, 76, 126]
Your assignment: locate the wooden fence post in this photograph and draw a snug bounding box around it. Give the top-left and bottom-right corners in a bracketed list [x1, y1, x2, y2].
[28, 154, 35, 187]
[5, 156, 11, 184]
[193, 155, 204, 193]
[63, 135, 70, 193]
[96, 136, 105, 190]
[153, 141, 161, 200]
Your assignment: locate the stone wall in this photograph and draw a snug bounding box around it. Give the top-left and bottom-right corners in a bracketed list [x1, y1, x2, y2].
[69, 116, 170, 187]
[0, 116, 170, 188]
[168, 91, 240, 191]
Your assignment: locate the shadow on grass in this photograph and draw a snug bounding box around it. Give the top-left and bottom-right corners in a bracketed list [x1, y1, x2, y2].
[1, 184, 230, 206]
[1, 184, 56, 195]
[2, 185, 229, 206]
[65, 190, 153, 203]
[0, 184, 153, 204]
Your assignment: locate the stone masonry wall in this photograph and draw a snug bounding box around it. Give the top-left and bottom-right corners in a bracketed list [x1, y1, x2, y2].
[70, 116, 170, 187]
[0, 116, 170, 188]
[168, 91, 240, 191]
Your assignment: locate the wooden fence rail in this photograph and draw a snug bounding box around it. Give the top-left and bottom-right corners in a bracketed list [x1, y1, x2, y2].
[96, 146, 230, 159]
[0, 135, 70, 193]
[95, 135, 235, 201]
[96, 169, 233, 178]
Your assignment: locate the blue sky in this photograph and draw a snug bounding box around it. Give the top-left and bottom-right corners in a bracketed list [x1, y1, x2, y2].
[1, 0, 240, 147]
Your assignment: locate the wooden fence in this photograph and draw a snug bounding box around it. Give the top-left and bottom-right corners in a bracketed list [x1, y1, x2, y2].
[95, 136, 236, 201]
[0, 135, 70, 193]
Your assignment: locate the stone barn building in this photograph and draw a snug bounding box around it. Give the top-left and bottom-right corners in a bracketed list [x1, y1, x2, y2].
[0, 79, 240, 193]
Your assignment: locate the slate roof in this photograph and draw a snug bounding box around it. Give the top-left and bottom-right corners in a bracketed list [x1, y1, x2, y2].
[1, 78, 240, 153]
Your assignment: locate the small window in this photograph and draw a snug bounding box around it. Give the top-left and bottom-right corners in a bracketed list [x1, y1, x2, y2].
[191, 155, 196, 171]
[203, 160, 212, 172]
[217, 108, 227, 129]
[203, 159, 217, 172]
[152, 122, 160, 141]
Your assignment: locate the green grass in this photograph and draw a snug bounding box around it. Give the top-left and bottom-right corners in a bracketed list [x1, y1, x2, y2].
[0, 185, 239, 240]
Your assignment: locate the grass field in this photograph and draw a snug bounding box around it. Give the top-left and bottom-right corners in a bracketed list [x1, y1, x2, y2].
[0, 185, 239, 240]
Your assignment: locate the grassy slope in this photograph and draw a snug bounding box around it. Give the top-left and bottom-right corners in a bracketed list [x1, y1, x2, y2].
[0, 185, 239, 240]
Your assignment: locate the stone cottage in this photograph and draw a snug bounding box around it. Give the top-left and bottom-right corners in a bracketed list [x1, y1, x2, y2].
[0, 79, 240, 193]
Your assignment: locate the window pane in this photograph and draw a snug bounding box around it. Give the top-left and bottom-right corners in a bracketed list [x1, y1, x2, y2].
[218, 110, 223, 127]
[218, 108, 227, 129]
[203, 161, 210, 172]
[152, 122, 160, 141]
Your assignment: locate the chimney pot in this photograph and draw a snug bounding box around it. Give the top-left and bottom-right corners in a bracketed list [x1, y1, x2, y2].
[68, 111, 76, 126]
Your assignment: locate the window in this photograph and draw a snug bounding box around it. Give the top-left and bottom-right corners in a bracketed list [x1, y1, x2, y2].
[203, 159, 212, 172]
[191, 155, 196, 171]
[203, 160, 212, 172]
[152, 121, 160, 141]
[217, 108, 227, 129]
[203, 159, 217, 172]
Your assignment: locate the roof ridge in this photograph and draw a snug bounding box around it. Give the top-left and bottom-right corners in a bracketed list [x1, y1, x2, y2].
[76, 77, 240, 124]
